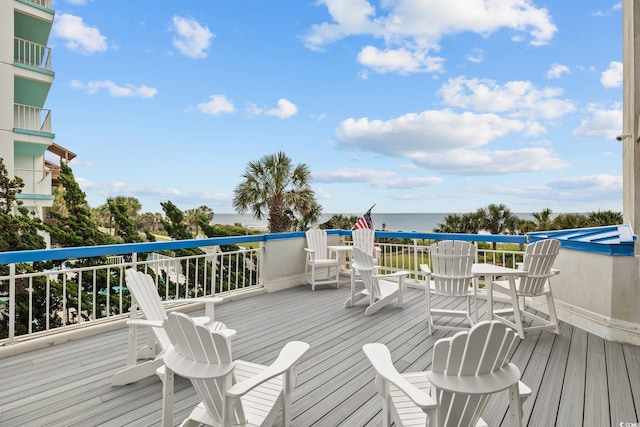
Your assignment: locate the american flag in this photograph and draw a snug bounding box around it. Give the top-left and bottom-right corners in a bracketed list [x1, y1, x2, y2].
[353, 205, 374, 230]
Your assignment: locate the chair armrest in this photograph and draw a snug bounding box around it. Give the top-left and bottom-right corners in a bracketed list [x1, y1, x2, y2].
[362, 343, 436, 409]
[518, 380, 532, 399]
[226, 341, 310, 398]
[419, 264, 431, 275]
[126, 319, 163, 328]
[373, 270, 410, 280]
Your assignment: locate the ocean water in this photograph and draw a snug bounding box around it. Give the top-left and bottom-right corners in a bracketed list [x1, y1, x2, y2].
[213, 212, 538, 232]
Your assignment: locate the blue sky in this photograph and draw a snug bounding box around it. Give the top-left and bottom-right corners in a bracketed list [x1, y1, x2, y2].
[46, 0, 623, 216]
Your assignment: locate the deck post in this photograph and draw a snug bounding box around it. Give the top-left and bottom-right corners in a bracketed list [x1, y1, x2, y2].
[622, 0, 640, 254]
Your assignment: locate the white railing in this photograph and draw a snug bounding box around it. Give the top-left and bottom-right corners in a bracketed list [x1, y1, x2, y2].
[0, 245, 262, 344]
[14, 103, 52, 133]
[14, 37, 52, 71]
[25, 0, 52, 8]
[0, 232, 526, 346]
[13, 167, 52, 194]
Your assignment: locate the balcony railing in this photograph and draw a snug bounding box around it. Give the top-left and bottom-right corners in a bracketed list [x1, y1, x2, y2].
[13, 167, 52, 194]
[14, 37, 52, 71]
[14, 103, 52, 134]
[0, 231, 525, 346]
[23, 0, 52, 8]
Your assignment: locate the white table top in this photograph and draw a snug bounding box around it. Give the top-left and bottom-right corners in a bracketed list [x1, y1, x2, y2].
[327, 245, 353, 252]
[472, 263, 525, 276]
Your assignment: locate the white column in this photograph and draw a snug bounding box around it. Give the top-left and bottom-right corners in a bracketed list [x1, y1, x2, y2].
[622, 0, 640, 252]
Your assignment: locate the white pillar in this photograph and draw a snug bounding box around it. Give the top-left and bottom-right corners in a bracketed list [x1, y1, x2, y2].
[622, 0, 640, 252]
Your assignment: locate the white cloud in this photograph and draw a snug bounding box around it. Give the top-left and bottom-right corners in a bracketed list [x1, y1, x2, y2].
[302, 0, 557, 75]
[547, 63, 570, 79]
[66, 0, 91, 4]
[250, 99, 298, 119]
[549, 174, 621, 192]
[70, 80, 157, 98]
[265, 99, 298, 119]
[171, 16, 214, 59]
[466, 48, 484, 64]
[52, 13, 107, 54]
[572, 106, 622, 139]
[601, 61, 623, 88]
[410, 148, 568, 175]
[313, 168, 443, 189]
[335, 109, 525, 155]
[357, 46, 444, 74]
[333, 108, 570, 175]
[197, 95, 236, 115]
[440, 76, 575, 120]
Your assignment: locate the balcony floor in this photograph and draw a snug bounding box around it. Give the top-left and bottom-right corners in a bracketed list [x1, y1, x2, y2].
[0, 283, 639, 426]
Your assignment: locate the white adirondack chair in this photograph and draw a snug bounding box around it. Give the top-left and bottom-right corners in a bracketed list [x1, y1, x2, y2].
[350, 246, 409, 315]
[363, 321, 531, 427]
[304, 228, 340, 290]
[111, 268, 235, 386]
[420, 240, 477, 335]
[351, 228, 381, 262]
[489, 238, 561, 339]
[161, 312, 310, 427]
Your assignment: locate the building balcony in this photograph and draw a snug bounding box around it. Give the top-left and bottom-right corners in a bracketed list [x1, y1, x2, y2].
[0, 230, 638, 425]
[14, 0, 54, 17]
[13, 167, 52, 195]
[13, 103, 53, 137]
[14, 37, 52, 73]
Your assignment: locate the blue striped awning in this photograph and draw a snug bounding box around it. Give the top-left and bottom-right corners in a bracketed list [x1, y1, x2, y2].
[527, 224, 636, 256]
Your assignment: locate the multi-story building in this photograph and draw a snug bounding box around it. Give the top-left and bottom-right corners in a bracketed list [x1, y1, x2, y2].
[0, 0, 74, 220]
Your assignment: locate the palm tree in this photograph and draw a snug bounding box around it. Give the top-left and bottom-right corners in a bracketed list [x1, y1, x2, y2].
[434, 213, 466, 233]
[233, 152, 316, 233]
[586, 210, 623, 227]
[289, 200, 323, 231]
[551, 213, 588, 230]
[185, 205, 214, 236]
[481, 204, 519, 250]
[531, 208, 553, 231]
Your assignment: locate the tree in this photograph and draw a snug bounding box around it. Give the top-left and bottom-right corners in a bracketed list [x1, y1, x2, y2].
[434, 214, 466, 233]
[185, 205, 214, 236]
[586, 210, 623, 227]
[43, 163, 113, 247]
[551, 213, 588, 230]
[233, 152, 316, 233]
[288, 199, 323, 231]
[108, 198, 142, 243]
[0, 158, 58, 339]
[160, 201, 193, 240]
[320, 214, 359, 230]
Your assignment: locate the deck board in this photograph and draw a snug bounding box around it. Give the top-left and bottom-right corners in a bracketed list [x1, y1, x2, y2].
[0, 284, 638, 426]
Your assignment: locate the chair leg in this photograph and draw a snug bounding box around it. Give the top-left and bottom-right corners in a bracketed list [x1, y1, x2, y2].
[507, 277, 526, 339]
[507, 382, 524, 427]
[546, 289, 559, 334]
[161, 367, 175, 427]
[425, 286, 433, 336]
[311, 266, 316, 291]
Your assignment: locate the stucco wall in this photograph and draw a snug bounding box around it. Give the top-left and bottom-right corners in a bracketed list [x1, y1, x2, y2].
[539, 248, 640, 344]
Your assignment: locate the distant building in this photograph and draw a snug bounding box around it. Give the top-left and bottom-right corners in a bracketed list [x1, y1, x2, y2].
[0, 0, 75, 220]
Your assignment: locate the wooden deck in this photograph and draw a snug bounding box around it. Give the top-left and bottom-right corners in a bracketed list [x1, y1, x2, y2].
[0, 284, 639, 426]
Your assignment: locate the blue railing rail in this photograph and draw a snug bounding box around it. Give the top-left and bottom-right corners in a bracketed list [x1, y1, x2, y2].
[0, 230, 528, 265]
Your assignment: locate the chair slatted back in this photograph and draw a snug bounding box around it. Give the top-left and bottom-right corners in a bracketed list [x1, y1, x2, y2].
[428, 241, 476, 296]
[431, 321, 520, 427]
[164, 312, 247, 425]
[305, 229, 329, 260]
[351, 247, 381, 299]
[352, 228, 377, 258]
[517, 239, 560, 296]
[125, 268, 171, 350]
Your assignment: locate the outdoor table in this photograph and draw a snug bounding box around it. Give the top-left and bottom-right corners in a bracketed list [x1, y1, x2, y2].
[472, 263, 525, 322]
